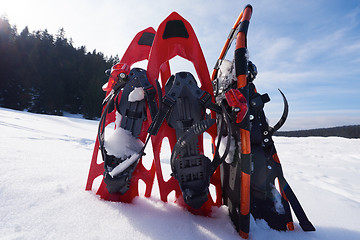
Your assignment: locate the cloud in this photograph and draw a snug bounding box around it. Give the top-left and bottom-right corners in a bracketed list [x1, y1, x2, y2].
[253, 70, 329, 93]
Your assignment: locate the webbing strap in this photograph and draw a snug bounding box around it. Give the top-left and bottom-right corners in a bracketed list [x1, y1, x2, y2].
[275, 165, 316, 231]
[199, 92, 222, 113]
[148, 94, 175, 136]
[138, 76, 158, 120]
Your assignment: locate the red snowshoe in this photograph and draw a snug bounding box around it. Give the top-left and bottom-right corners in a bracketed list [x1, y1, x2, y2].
[145, 11, 222, 215]
[85, 27, 169, 203]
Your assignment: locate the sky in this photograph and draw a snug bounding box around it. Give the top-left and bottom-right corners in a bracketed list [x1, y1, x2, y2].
[1, 0, 360, 130]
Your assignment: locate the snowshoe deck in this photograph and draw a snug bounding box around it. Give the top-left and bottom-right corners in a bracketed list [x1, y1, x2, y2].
[86, 27, 158, 202]
[146, 11, 221, 215]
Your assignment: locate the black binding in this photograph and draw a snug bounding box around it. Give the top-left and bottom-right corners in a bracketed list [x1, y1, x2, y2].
[149, 71, 231, 209]
[99, 68, 157, 194]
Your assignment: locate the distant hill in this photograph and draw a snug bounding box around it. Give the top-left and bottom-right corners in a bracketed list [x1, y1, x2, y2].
[275, 125, 360, 139]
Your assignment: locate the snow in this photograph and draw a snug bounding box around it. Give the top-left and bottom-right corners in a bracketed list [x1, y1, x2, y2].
[128, 87, 145, 102]
[218, 135, 238, 164]
[271, 185, 285, 214]
[104, 126, 144, 160]
[1, 107, 360, 240]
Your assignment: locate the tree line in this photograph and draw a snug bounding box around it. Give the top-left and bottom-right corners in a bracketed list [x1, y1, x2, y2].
[275, 125, 360, 139]
[0, 17, 118, 119]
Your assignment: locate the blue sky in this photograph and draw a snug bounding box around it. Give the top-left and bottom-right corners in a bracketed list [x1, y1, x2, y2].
[1, 0, 359, 130]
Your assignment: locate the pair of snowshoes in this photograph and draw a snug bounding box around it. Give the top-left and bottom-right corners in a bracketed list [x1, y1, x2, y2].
[86, 4, 314, 238]
[86, 11, 219, 210]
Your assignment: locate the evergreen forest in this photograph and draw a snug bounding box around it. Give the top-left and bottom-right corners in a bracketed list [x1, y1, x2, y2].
[0, 17, 118, 119]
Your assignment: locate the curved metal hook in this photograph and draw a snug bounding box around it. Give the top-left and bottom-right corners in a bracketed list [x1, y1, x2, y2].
[269, 89, 288, 135]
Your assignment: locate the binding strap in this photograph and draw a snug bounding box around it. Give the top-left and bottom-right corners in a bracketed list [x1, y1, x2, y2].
[147, 94, 175, 136]
[273, 162, 316, 231]
[138, 75, 158, 121]
[199, 91, 222, 114]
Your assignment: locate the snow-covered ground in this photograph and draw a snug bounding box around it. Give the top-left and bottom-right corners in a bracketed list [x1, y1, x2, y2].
[1, 107, 359, 240]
